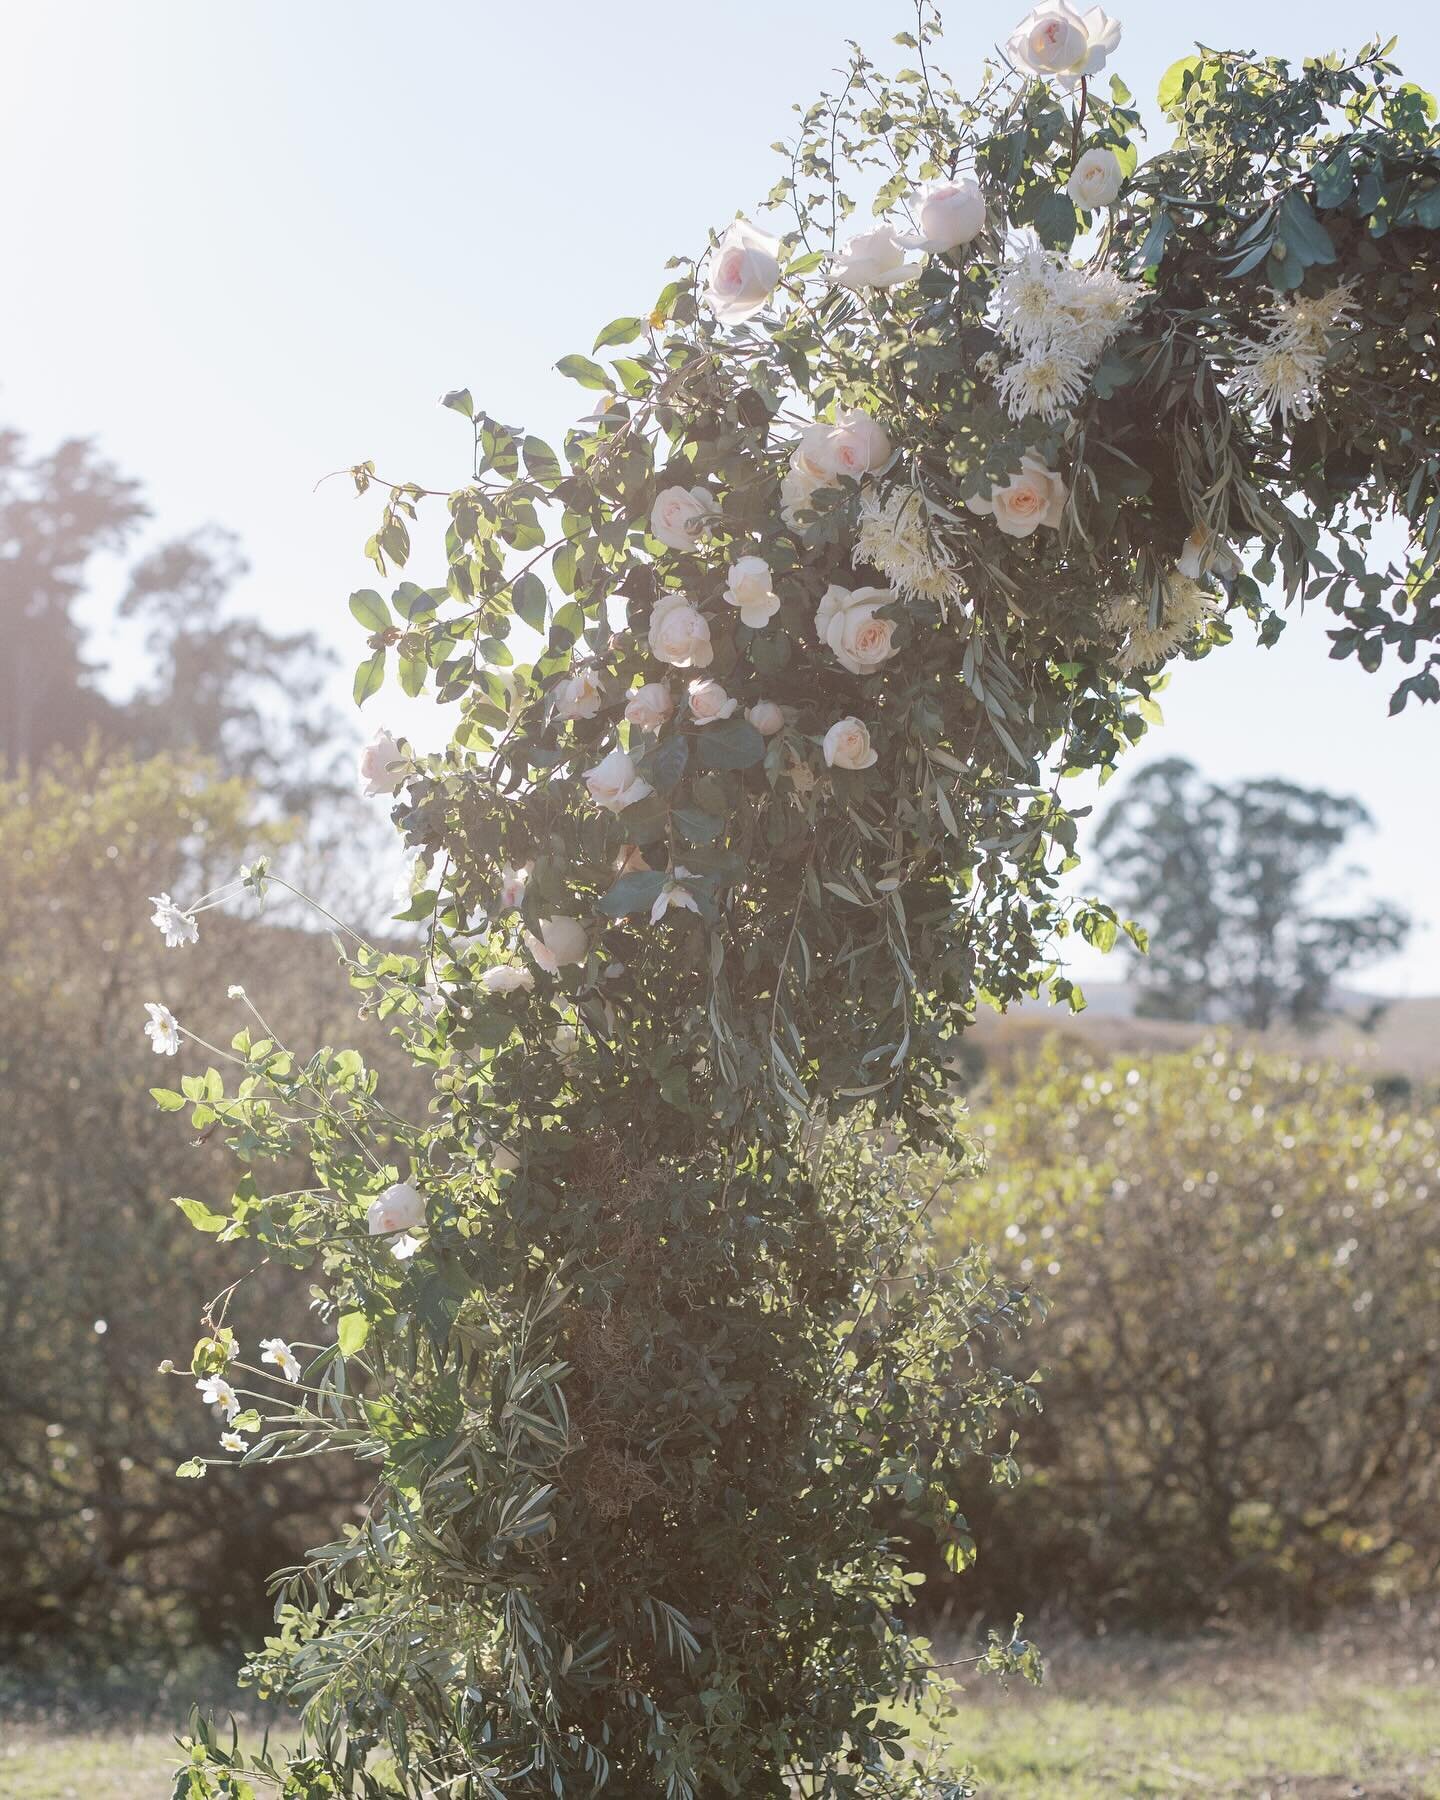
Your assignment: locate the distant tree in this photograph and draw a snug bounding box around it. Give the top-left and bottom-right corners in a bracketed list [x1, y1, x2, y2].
[118, 526, 350, 815]
[1096, 756, 1410, 1028]
[0, 429, 145, 765]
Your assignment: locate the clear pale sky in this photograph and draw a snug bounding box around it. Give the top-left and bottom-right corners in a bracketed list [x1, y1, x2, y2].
[6, 2, 1437, 993]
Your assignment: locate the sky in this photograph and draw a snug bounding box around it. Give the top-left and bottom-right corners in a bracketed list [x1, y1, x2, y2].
[5, 0, 1437, 993]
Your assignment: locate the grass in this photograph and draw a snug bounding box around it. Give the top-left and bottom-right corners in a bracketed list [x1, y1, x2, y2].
[936, 1604, 1440, 1797]
[3, 1609, 1437, 1798]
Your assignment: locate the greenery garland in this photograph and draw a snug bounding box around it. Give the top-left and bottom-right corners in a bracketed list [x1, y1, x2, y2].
[158, 8, 1439, 1795]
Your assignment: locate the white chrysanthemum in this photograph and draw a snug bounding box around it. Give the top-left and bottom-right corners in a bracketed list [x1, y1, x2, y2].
[994, 339, 1090, 422]
[853, 487, 960, 603]
[1058, 266, 1147, 361]
[1102, 576, 1218, 673]
[993, 246, 1074, 349]
[1232, 283, 1358, 427]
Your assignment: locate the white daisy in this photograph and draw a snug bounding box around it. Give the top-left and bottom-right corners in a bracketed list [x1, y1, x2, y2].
[149, 893, 199, 949]
[259, 1337, 302, 1384]
[196, 1374, 240, 1421]
[144, 1002, 181, 1056]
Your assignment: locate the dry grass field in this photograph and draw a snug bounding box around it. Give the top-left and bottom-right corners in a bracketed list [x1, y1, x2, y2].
[4, 1608, 1436, 1799]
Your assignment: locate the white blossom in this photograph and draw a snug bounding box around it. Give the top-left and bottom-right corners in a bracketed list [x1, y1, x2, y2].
[651, 867, 702, 924]
[1102, 575, 1218, 673]
[482, 964, 535, 995]
[196, 1374, 240, 1421]
[724, 556, 781, 629]
[705, 217, 782, 325]
[144, 1002, 181, 1057]
[149, 893, 199, 949]
[1007, 3, 1122, 94]
[220, 1430, 249, 1453]
[854, 487, 960, 604]
[260, 1337, 302, 1383]
[367, 1182, 426, 1238]
[389, 1233, 422, 1261]
[831, 227, 921, 291]
[994, 339, 1091, 422]
[1232, 283, 1358, 427]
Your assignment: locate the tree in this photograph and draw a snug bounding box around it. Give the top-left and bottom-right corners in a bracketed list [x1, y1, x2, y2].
[1095, 756, 1409, 1027]
[938, 1042, 1440, 1625]
[0, 429, 145, 766]
[155, 13, 1440, 1797]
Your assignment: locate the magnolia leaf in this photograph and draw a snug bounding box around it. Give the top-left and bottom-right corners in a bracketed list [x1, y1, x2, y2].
[598, 871, 667, 918]
[555, 353, 613, 391]
[592, 315, 644, 351]
[696, 719, 766, 771]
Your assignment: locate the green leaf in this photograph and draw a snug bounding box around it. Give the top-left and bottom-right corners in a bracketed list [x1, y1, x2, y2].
[612, 357, 651, 396]
[1276, 191, 1337, 269]
[513, 571, 548, 634]
[1157, 54, 1202, 114]
[353, 650, 385, 706]
[398, 653, 427, 698]
[1140, 209, 1173, 269]
[696, 719, 766, 771]
[549, 601, 585, 648]
[598, 870, 667, 918]
[173, 1197, 228, 1234]
[441, 387, 473, 417]
[349, 589, 390, 632]
[175, 1459, 208, 1479]
[673, 806, 724, 846]
[555, 354, 613, 391]
[592, 315, 644, 351]
[338, 1313, 370, 1357]
[522, 436, 562, 483]
[149, 1086, 186, 1112]
[1032, 189, 1077, 250]
[644, 734, 690, 793]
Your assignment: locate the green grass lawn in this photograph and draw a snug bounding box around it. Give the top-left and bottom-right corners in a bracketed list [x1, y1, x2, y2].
[5, 1613, 1437, 1798]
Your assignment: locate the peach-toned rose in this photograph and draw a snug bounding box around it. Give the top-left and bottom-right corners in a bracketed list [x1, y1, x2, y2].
[624, 682, 675, 731]
[705, 217, 782, 325]
[796, 410, 893, 484]
[648, 593, 714, 668]
[815, 584, 900, 675]
[822, 717, 879, 770]
[965, 454, 1067, 537]
[650, 485, 716, 552]
[688, 678, 738, 725]
[584, 748, 654, 813]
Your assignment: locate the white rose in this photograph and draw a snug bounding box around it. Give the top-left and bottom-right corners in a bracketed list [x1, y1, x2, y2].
[367, 1181, 426, 1238]
[1066, 147, 1123, 211]
[796, 410, 893, 484]
[724, 556, 781, 628]
[1007, 3, 1122, 93]
[625, 682, 675, 731]
[584, 747, 655, 813]
[822, 717, 879, 771]
[524, 916, 589, 973]
[647, 593, 714, 668]
[896, 177, 987, 252]
[781, 457, 824, 527]
[747, 701, 785, 737]
[814, 584, 899, 675]
[498, 863, 530, 911]
[553, 666, 611, 721]
[482, 965, 534, 995]
[650, 485, 716, 552]
[705, 217, 783, 325]
[831, 227, 920, 291]
[358, 727, 405, 798]
[687, 678, 738, 725]
[551, 1024, 582, 1063]
[966, 454, 1068, 537]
